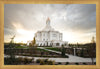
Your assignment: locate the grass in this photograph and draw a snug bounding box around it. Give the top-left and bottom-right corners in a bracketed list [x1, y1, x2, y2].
[45, 47, 61, 51]
[37, 48, 49, 52]
[15, 46, 29, 49]
[15, 46, 48, 52]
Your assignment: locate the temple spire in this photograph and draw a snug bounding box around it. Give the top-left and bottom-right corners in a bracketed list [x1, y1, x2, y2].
[46, 17, 50, 26]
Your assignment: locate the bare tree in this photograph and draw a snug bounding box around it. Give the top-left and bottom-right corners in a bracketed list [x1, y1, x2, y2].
[87, 36, 96, 64]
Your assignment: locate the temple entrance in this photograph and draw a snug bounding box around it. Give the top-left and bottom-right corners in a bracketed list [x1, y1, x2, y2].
[56, 43, 59, 46]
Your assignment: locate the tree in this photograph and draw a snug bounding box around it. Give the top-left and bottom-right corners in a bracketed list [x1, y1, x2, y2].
[80, 48, 84, 57]
[77, 42, 79, 48]
[29, 37, 37, 55]
[61, 45, 66, 57]
[29, 37, 36, 47]
[32, 37, 36, 46]
[9, 35, 15, 48]
[87, 36, 96, 64]
[7, 35, 16, 64]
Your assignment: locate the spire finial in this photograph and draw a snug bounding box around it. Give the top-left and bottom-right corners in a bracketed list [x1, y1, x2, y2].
[46, 17, 50, 26]
[47, 17, 50, 21]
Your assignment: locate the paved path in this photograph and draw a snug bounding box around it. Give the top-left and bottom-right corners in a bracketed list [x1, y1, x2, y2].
[4, 55, 96, 62]
[37, 47, 96, 62]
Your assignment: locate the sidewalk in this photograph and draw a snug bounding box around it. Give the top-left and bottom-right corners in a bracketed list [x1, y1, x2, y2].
[37, 47, 96, 62]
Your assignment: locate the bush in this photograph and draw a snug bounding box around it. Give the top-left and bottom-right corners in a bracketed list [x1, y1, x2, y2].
[47, 60, 55, 65]
[65, 62, 69, 65]
[28, 58, 33, 63]
[23, 57, 33, 64]
[75, 63, 79, 65]
[17, 57, 23, 63]
[65, 55, 69, 58]
[23, 58, 29, 64]
[61, 46, 65, 57]
[40, 60, 45, 65]
[44, 59, 48, 63]
[31, 58, 34, 62]
[36, 59, 42, 63]
[4, 57, 21, 65]
[36, 59, 55, 65]
[5, 56, 19, 65]
[83, 63, 87, 65]
[94, 62, 96, 65]
[58, 62, 62, 65]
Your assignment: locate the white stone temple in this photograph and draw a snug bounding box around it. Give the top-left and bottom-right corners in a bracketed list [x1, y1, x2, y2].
[34, 18, 68, 47]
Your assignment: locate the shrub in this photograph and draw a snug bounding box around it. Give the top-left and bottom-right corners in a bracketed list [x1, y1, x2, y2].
[75, 63, 79, 65]
[65, 55, 69, 58]
[23, 57, 33, 64]
[40, 60, 45, 65]
[4, 57, 22, 65]
[36, 59, 55, 65]
[61, 46, 65, 57]
[94, 62, 96, 65]
[65, 62, 69, 65]
[44, 59, 48, 63]
[31, 58, 34, 62]
[83, 63, 87, 65]
[36, 59, 42, 63]
[17, 57, 23, 63]
[23, 57, 29, 64]
[47, 60, 55, 65]
[58, 62, 62, 65]
[21, 58, 25, 63]
[28, 58, 33, 63]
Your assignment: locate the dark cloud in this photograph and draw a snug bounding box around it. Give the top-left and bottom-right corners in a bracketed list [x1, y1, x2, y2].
[61, 4, 96, 33]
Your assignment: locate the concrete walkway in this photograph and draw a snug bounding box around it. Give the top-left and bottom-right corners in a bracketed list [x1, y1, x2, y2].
[37, 47, 96, 62]
[4, 55, 96, 62]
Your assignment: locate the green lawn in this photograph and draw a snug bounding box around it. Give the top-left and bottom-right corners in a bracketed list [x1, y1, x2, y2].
[45, 47, 61, 52]
[15, 46, 62, 52]
[15, 46, 29, 48]
[37, 48, 49, 52]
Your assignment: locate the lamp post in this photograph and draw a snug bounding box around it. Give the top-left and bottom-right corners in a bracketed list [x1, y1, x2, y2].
[74, 48, 76, 56]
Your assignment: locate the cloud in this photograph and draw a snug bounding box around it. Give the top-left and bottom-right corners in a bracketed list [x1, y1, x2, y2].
[4, 4, 96, 43]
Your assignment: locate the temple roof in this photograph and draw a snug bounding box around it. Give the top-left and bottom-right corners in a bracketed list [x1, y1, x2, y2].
[42, 18, 55, 31]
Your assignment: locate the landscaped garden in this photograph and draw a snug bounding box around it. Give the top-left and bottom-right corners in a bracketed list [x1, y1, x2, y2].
[4, 41, 96, 65]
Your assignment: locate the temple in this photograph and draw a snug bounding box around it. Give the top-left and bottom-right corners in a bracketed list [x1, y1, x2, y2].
[34, 18, 68, 47]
